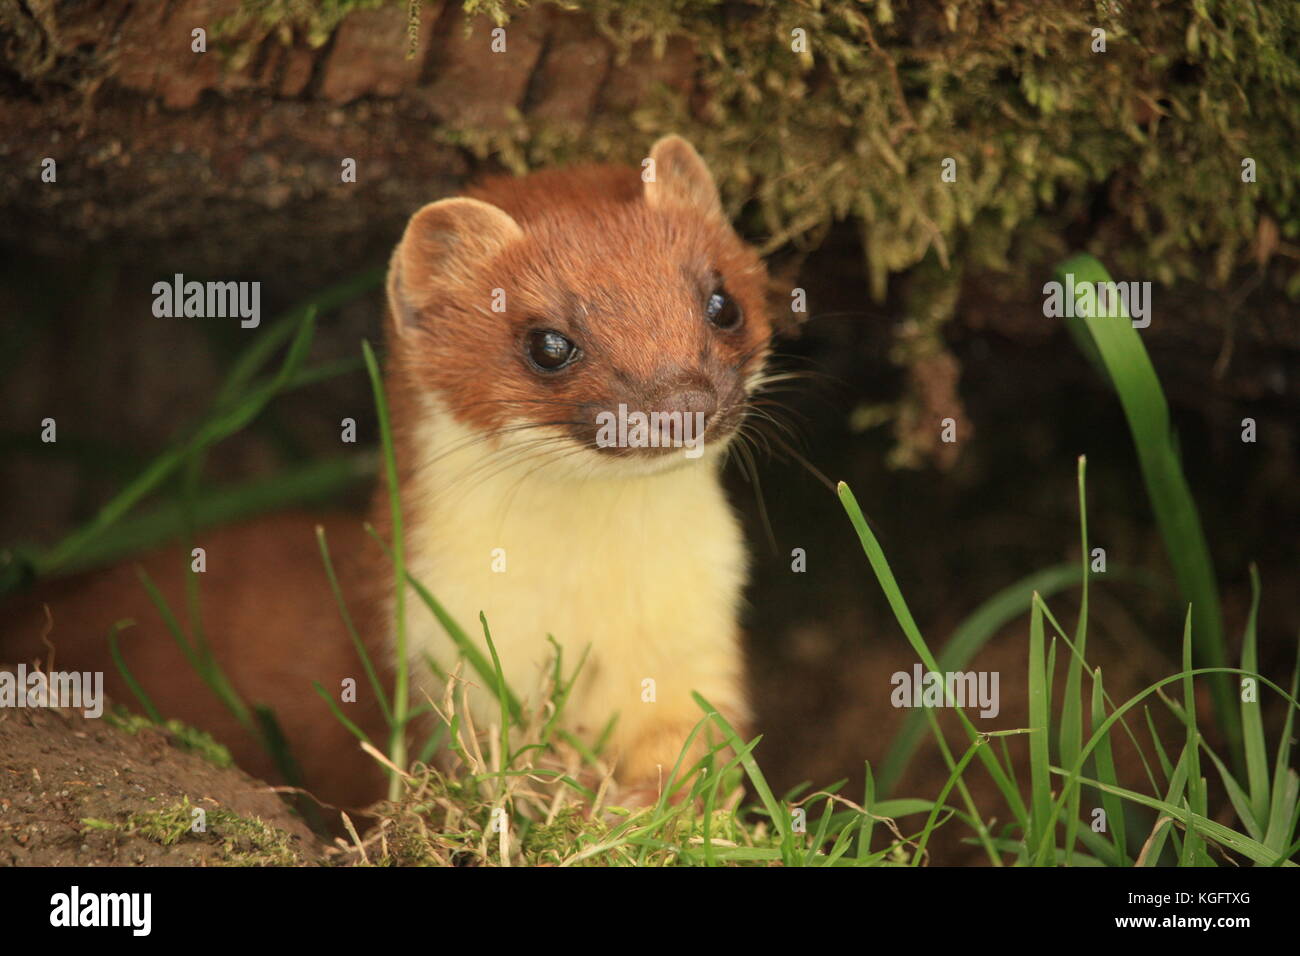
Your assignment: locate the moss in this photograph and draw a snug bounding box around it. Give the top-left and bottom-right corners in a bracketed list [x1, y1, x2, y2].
[520, 804, 602, 864]
[418, 0, 1298, 466]
[106, 708, 235, 769]
[85, 797, 301, 866]
[225, 1, 1298, 303]
[209, 0, 1296, 470]
[217, 0, 528, 48]
[217, 0, 391, 49]
[462, 0, 534, 29]
[485, 1, 1300, 306]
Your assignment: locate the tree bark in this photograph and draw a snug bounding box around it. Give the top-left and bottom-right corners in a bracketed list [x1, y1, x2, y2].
[0, 0, 696, 287]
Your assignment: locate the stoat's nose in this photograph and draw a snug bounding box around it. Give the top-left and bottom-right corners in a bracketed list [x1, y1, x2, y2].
[643, 380, 718, 449]
[659, 386, 718, 423]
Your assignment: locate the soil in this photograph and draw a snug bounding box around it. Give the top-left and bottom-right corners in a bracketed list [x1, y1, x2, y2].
[0, 696, 326, 866]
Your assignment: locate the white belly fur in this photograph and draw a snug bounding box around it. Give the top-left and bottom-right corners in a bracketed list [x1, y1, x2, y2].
[393, 404, 750, 776]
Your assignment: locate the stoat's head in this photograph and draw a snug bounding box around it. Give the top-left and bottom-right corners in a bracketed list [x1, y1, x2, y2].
[386, 135, 772, 477]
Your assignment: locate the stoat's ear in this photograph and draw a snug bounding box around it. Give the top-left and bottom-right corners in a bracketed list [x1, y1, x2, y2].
[643, 135, 723, 221]
[387, 197, 523, 334]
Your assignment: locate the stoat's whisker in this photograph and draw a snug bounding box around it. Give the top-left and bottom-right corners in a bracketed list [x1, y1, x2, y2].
[428, 433, 583, 502]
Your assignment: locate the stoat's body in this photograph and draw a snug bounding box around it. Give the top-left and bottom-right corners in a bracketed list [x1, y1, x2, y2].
[402, 404, 749, 781]
[382, 136, 772, 786]
[0, 136, 771, 807]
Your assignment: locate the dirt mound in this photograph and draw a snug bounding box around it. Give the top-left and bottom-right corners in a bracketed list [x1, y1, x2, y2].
[0, 700, 327, 866]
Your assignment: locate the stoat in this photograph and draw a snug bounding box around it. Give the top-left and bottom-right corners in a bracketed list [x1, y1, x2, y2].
[0, 135, 772, 807]
[379, 135, 772, 788]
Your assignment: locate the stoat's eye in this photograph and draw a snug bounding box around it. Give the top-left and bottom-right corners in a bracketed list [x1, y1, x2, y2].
[526, 329, 580, 371]
[704, 287, 742, 331]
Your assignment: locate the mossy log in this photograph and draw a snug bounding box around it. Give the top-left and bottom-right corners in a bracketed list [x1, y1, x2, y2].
[1, 1, 1296, 415]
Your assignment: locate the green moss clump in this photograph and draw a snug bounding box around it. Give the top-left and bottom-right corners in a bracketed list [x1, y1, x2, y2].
[84, 797, 301, 866]
[106, 709, 235, 769]
[228, 0, 1299, 301]
[450, 1, 1300, 304]
[218, 0, 391, 48]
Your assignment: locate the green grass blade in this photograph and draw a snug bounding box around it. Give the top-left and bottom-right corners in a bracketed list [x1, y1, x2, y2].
[362, 338, 408, 797]
[1055, 768, 1294, 867]
[312, 680, 374, 745]
[1054, 253, 1237, 760]
[252, 703, 323, 832]
[134, 567, 246, 726]
[212, 268, 379, 410]
[692, 692, 793, 859]
[364, 525, 523, 724]
[1262, 639, 1300, 856]
[803, 795, 836, 867]
[1179, 607, 1208, 864]
[34, 307, 318, 577]
[1195, 739, 1260, 841]
[1060, 457, 1089, 864]
[1145, 705, 1174, 785]
[1239, 564, 1269, 826]
[913, 739, 983, 866]
[1263, 771, 1299, 860]
[837, 481, 1027, 833]
[1140, 745, 1190, 866]
[479, 612, 511, 792]
[1089, 667, 1128, 863]
[1041, 665, 1299, 865]
[105, 619, 161, 724]
[857, 763, 876, 862]
[41, 457, 371, 579]
[316, 524, 392, 727]
[1028, 595, 1054, 865]
[877, 562, 1079, 795]
[135, 567, 318, 811]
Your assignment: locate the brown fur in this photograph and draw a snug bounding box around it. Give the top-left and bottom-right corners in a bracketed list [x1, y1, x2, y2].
[1, 512, 391, 814]
[386, 160, 771, 450]
[2, 137, 770, 812]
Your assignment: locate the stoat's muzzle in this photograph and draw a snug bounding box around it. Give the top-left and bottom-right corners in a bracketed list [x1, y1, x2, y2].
[571, 362, 754, 466]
